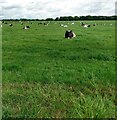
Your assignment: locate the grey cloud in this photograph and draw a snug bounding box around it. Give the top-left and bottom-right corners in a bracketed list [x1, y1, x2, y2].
[3, 4, 21, 10]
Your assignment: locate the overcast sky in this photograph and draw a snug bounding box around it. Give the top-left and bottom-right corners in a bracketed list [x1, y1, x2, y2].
[0, 0, 116, 19]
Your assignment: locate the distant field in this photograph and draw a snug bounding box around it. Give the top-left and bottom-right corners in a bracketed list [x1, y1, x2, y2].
[2, 20, 116, 118]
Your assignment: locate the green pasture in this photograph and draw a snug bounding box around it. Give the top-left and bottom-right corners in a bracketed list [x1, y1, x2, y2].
[2, 20, 116, 118]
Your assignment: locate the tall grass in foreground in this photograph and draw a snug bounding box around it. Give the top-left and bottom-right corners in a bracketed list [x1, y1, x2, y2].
[2, 81, 115, 118]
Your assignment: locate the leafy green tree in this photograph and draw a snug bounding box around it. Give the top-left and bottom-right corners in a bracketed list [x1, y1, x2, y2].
[46, 18, 54, 21]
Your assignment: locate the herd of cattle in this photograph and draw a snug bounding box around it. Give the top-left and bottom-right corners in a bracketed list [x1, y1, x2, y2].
[1, 21, 113, 39]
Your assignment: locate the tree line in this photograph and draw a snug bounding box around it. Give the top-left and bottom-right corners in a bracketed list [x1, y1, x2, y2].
[2, 15, 117, 21]
[50, 15, 117, 21]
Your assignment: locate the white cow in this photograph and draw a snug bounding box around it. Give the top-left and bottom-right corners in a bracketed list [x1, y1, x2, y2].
[64, 25, 67, 28]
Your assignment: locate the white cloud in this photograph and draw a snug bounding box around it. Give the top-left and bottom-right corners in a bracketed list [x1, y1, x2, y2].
[0, 0, 116, 19]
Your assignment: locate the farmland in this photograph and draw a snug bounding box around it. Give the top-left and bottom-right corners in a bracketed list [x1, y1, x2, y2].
[2, 20, 116, 118]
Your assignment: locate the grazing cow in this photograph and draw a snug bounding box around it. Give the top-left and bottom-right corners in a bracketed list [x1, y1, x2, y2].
[64, 25, 67, 28]
[60, 24, 64, 26]
[38, 22, 42, 25]
[81, 22, 90, 28]
[9, 24, 13, 27]
[80, 22, 85, 26]
[65, 30, 76, 39]
[93, 23, 96, 26]
[44, 23, 49, 26]
[83, 24, 90, 28]
[83, 25, 88, 28]
[44, 23, 46, 25]
[23, 26, 30, 29]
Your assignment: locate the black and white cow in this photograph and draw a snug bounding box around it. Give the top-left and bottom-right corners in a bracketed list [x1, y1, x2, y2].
[80, 22, 90, 28]
[9, 24, 13, 27]
[23, 26, 30, 29]
[80, 22, 85, 26]
[65, 30, 76, 39]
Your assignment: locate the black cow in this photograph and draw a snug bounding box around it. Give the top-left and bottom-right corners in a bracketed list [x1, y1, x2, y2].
[93, 23, 96, 26]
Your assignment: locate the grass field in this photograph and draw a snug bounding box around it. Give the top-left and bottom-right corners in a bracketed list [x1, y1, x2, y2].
[2, 20, 116, 118]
